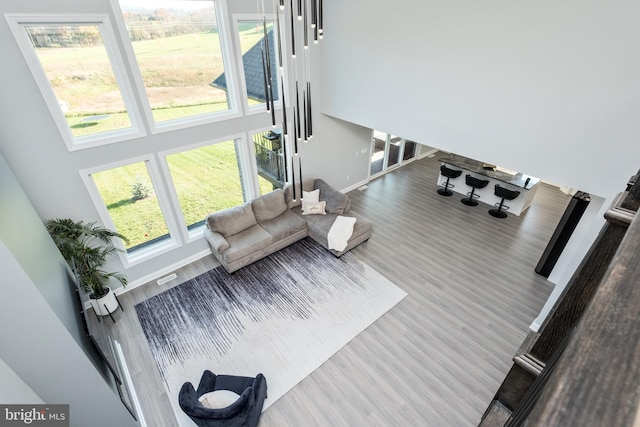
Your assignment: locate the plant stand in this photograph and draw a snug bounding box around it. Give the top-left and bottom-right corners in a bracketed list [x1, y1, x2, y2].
[91, 288, 124, 323]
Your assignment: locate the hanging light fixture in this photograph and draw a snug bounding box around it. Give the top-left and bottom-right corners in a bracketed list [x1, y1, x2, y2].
[260, 0, 323, 201]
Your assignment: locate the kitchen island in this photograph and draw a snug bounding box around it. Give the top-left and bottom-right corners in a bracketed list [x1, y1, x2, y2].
[438, 153, 541, 216]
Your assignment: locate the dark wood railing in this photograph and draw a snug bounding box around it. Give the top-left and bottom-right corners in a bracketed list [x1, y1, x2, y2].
[253, 130, 285, 188]
[480, 170, 640, 427]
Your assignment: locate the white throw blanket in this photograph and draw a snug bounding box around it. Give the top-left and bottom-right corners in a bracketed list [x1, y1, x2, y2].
[327, 215, 357, 251]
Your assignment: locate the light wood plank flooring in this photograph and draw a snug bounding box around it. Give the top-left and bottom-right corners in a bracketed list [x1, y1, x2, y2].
[97, 154, 571, 427]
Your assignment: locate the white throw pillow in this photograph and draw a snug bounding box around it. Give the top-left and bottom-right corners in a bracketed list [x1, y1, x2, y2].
[302, 200, 326, 215]
[198, 390, 240, 409]
[302, 189, 320, 203]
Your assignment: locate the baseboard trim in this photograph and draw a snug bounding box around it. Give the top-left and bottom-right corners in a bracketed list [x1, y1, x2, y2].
[341, 179, 369, 194]
[115, 249, 213, 296]
[418, 148, 440, 159]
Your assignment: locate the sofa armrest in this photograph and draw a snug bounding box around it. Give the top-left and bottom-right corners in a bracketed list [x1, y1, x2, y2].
[203, 229, 230, 254]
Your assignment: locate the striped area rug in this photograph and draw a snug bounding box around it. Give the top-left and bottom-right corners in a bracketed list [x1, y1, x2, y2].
[135, 237, 406, 426]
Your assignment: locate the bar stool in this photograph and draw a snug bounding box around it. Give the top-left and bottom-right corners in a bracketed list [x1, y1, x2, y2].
[461, 175, 490, 206]
[489, 185, 521, 218]
[437, 164, 462, 196]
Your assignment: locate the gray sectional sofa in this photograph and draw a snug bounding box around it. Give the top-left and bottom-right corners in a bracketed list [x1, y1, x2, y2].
[203, 178, 372, 273]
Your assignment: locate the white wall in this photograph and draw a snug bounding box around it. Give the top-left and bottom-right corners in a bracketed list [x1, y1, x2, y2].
[0, 242, 139, 427]
[318, 0, 640, 329]
[0, 359, 44, 404]
[0, 150, 138, 425]
[319, 0, 640, 198]
[530, 193, 607, 331]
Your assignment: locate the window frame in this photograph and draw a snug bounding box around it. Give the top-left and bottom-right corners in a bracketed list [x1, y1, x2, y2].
[5, 13, 146, 151]
[158, 132, 255, 243]
[110, 0, 244, 135]
[232, 13, 284, 116]
[80, 155, 182, 268]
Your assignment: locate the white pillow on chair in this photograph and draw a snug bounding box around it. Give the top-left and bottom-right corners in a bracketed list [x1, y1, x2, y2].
[198, 390, 240, 409]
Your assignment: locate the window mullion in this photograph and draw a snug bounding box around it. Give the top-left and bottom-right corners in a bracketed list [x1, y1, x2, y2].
[109, 0, 156, 135]
[144, 157, 184, 249]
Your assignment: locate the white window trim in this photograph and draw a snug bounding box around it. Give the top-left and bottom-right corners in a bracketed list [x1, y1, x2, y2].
[80, 155, 182, 268]
[109, 0, 244, 135]
[158, 133, 248, 243]
[5, 13, 146, 151]
[237, 131, 261, 200]
[232, 13, 284, 116]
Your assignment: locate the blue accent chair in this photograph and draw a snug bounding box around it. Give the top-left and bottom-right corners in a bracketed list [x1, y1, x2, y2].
[178, 371, 267, 427]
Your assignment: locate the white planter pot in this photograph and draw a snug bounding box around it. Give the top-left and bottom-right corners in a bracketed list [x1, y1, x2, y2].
[89, 287, 119, 316]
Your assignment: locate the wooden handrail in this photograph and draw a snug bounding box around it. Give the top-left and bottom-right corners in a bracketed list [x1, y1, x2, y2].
[480, 170, 640, 426]
[525, 189, 640, 425]
[530, 191, 633, 362]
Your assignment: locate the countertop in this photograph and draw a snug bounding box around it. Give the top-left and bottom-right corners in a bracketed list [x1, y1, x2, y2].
[439, 153, 540, 189]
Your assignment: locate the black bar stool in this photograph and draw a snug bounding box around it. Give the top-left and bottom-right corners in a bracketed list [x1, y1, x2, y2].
[461, 175, 490, 206]
[489, 185, 521, 218]
[437, 164, 462, 196]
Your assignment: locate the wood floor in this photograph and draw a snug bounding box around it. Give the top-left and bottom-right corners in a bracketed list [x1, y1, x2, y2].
[99, 154, 571, 427]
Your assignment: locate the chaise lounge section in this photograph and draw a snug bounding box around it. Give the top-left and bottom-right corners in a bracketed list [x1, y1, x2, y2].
[203, 179, 372, 273]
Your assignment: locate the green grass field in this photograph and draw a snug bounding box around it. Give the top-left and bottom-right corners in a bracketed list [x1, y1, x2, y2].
[67, 103, 229, 137]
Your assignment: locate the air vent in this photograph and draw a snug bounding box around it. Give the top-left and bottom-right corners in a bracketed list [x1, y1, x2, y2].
[157, 273, 177, 285]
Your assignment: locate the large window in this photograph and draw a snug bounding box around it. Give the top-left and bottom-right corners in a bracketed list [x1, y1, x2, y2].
[118, 0, 233, 126]
[25, 24, 133, 137]
[233, 19, 280, 110]
[7, 3, 242, 148]
[82, 133, 269, 261]
[164, 140, 245, 234]
[85, 159, 178, 264]
[6, 14, 144, 150]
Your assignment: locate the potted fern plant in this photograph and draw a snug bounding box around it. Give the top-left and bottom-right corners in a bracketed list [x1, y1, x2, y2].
[45, 218, 129, 316]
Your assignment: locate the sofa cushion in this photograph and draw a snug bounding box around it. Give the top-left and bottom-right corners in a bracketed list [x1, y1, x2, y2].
[223, 225, 274, 263]
[296, 209, 341, 239]
[283, 178, 315, 209]
[314, 179, 350, 214]
[304, 212, 372, 249]
[259, 209, 308, 240]
[251, 189, 287, 222]
[206, 203, 257, 237]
